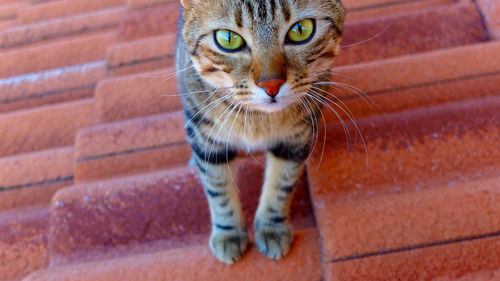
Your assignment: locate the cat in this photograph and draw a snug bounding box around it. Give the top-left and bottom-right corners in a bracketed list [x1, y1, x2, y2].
[176, 0, 345, 264]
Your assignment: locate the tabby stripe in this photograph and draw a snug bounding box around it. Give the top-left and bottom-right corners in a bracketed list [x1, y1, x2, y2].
[201, 47, 228, 65]
[186, 126, 196, 138]
[279, 0, 291, 21]
[235, 4, 243, 28]
[268, 207, 278, 213]
[184, 108, 213, 127]
[191, 142, 237, 165]
[191, 33, 208, 57]
[200, 66, 218, 74]
[270, 216, 287, 224]
[270, 0, 276, 20]
[220, 198, 230, 207]
[245, 1, 254, 21]
[324, 16, 343, 35]
[280, 186, 295, 193]
[194, 157, 207, 174]
[270, 142, 310, 162]
[258, 0, 267, 21]
[215, 224, 235, 231]
[206, 188, 226, 198]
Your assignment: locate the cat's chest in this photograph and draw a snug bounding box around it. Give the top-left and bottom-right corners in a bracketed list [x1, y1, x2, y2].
[202, 110, 306, 151]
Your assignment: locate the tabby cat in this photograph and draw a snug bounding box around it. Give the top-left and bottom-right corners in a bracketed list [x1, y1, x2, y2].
[176, 0, 345, 264]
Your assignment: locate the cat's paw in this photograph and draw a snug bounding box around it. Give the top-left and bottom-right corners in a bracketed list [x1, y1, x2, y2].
[255, 224, 293, 260]
[209, 231, 249, 264]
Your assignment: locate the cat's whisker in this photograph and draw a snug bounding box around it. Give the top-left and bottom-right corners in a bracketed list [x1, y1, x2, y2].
[185, 89, 226, 128]
[297, 97, 319, 165]
[307, 97, 328, 169]
[200, 98, 237, 183]
[141, 66, 198, 96]
[166, 86, 236, 98]
[308, 70, 351, 81]
[163, 89, 211, 97]
[308, 88, 352, 140]
[306, 90, 351, 151]
[206, 100, 242, 184]
[243, 107, 265, 168]
[139, 65, 195, 79]
[340, 20, 393, 48]
[313, 81, 380, 111]
[302, 97, 321, 165]
[310, 85, 355, 118]
[225, 103, 244, 192]
[204, 99, 238, 171]
[308, 90, 369, 168]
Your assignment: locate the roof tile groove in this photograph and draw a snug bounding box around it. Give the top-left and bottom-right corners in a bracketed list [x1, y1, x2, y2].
[0, 147, 74, 210]
[0, 31, 117, 79]
[106, 33, 176, 69]
[95, 67, 180, 123]
[0, 0, 498, 279]
[0, 99, 94, 157]
[112, 3, 487, 73]
[326, 235, 500, 281]
[27, 229, 321, 281]
[50, 159, 313, 263]
[126, 0, 174, 10]
[1, 7, 126, 48]
[308, 96, 500, 278]
[19, 0, 126, 24]
[336, 3, 488, 65]
[308, 96, 500, 204]
[0, 61, 107, 113]
[346, 0, 454, 21]
[75, 111, 187, 180]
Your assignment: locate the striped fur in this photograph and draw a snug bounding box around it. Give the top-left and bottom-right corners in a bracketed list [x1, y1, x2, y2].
[176, 0, 345, 264]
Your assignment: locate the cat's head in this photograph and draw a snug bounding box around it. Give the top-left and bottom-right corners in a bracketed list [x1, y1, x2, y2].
[181, 0, 345, 113]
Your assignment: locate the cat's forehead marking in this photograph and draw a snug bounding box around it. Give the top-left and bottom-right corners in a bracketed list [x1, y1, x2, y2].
[232, 0, 293, 46]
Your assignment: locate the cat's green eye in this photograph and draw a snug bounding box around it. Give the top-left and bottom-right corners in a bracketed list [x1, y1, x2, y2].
[215, 29, 245, 52]
[287, 19, 315, 44]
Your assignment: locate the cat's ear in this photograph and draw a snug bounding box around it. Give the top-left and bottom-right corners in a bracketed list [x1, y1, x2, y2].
[180, 0, 198, 8]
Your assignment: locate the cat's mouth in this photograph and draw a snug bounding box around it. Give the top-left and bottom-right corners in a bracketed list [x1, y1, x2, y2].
[245, 95, 299, 113]
[243, 84, 300, 113]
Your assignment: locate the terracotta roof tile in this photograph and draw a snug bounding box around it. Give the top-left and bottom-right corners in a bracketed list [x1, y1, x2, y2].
[0, 61, 107, 113]
[106, 33, 175, 69]
[0, 99, 94, 157]
[337, 3, 488, 65]
[0, 147, 74, 210]
[26, 229, 320, 281]
[0, 206, 49, 281]
[0, 0, 498, 279]
[1, 7, 125, 48]
[75, 111, 187, 180]
[326, 235, 500, 281]
[19, 0, 125, 24]
[95, 68, 180, 123]
[308, 96, 500, 203]
[117, 2, 178, 41]
[0, 31, 116, 78]
[477, 0, 500, 39]
[126, 0, 174, 10]
[50, 160, 312, 263]
[346, 0, 454, 21]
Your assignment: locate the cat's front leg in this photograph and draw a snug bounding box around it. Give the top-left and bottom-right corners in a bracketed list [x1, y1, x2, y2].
[254, 144, 308, 259]
[191, 144, 248, 264]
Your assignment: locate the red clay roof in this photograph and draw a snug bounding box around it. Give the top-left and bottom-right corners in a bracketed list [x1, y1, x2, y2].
[0, 0, 499, 280]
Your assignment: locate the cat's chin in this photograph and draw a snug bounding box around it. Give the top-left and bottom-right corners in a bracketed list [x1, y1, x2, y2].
[248, 102, 291, 113]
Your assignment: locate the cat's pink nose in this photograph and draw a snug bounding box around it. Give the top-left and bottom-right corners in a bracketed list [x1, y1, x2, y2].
[258, 79, 285, 97]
